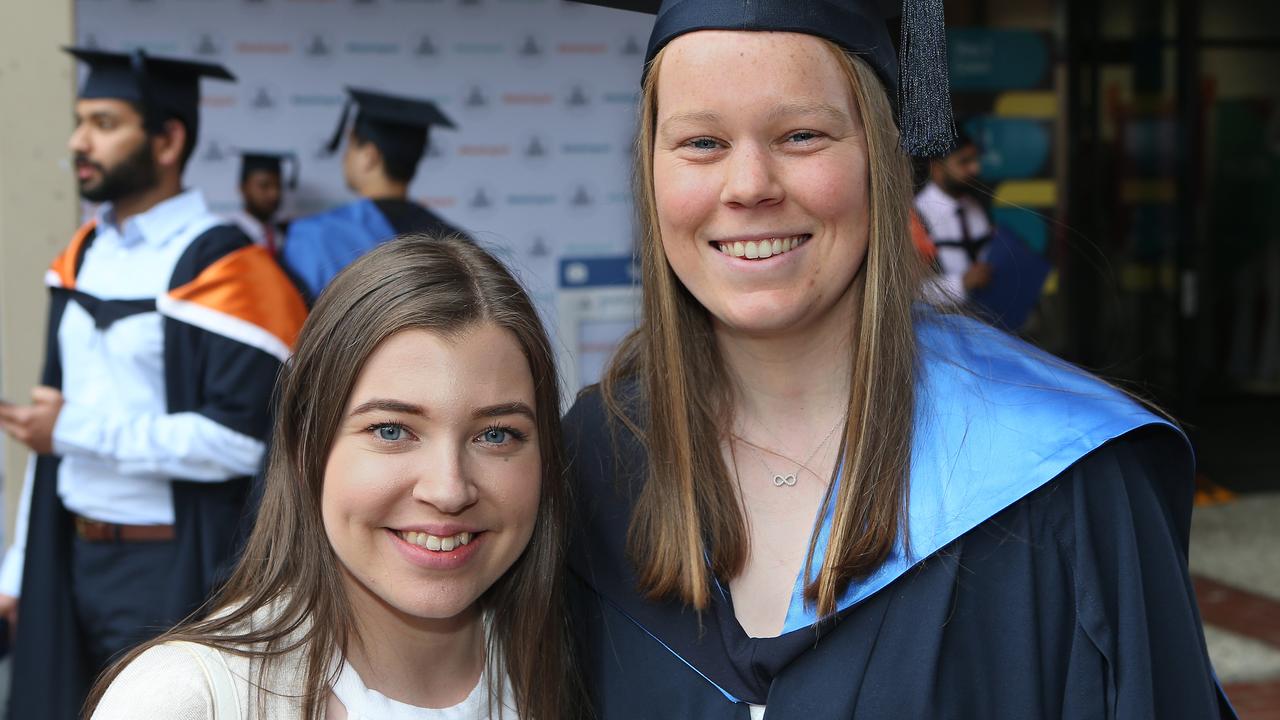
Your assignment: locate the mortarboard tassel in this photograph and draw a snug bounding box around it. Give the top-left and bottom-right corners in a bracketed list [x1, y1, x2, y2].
[897, 0, 957, 157]
[325, 101, 354, 155]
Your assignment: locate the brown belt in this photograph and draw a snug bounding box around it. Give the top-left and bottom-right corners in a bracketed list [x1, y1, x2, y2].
[73, 515, 175, 543]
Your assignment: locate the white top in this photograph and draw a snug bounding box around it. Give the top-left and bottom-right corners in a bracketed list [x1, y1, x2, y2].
[0, 190, 266, 596]
[225, 209, 278, 251]
[914, 181, 992, 303]
[332, 656, 515, 720]
[749, 704, 766, 719]
[91, 606, 517, 720]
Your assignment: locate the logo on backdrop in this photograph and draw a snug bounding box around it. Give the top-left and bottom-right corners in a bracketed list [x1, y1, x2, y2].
[414, 35, 440, 58]
[524, 135, 550, 162]
[469, 186, 495, 210]
[304, 34, 335, 58]
[248, 86, 281, 113]
[569, 184, 595, 210]
[202, 141, 228, 163]
[622, 35, 642, 56]
[193, 32, 223, 56]
[424, 137, 454, 167]
[517, 34, 542, 57]
[463, 85, 491, 111]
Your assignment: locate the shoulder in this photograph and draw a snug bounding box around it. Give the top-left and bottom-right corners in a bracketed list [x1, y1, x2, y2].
[281, 205, 366, 258]
[91, 642, 222, 719]
[1055, 425, 1193, 540]
[421, 208, 471, 240]
[563, 385, 608, 442]
[914, 183, 951, 212]
[563, 381, 648, 496]
[980, 425, 1193, 571]
[563, 379, 645, 452]
[286, 203, 361, 235]
[173, 222, 254, 280]
[915, 311, 1170, 442]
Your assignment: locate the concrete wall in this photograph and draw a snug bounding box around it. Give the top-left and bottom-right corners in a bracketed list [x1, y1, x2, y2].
[0, 0, 76, 543]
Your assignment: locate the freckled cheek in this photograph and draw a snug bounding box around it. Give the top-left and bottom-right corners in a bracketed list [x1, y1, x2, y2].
[791, 162, 868, 223]
[654, 167, 718, 235]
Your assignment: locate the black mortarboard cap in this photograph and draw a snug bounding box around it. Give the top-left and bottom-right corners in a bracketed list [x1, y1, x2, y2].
[572, 0, 955, 157]
[325, 86, 457, 166]
[238, 150, 300, 189]
[65, 46, 236, 149]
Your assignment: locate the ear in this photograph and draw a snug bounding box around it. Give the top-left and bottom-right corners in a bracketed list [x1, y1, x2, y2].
[359, 141, 383, 175]
[153, 118, 188, 169]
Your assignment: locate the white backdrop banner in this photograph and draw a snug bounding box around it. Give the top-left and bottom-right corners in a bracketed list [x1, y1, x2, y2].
[75, 0, 651, 390]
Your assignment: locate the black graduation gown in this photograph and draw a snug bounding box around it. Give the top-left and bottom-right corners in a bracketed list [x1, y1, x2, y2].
[9, 223, 305, 720]
[372, 198, 471, 240]
[564, 349, 1236, 719]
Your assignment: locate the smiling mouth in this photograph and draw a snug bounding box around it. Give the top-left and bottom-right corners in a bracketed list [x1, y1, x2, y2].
[713, 234, 810, 260]
[394, 529, 477, 552]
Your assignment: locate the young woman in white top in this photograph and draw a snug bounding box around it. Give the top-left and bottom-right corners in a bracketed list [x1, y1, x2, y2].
[87, 235, 586, 720]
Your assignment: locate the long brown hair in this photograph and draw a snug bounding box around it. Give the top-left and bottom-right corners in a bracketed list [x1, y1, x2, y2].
[601, 42, 924, 616]
[87, 235, 584, 719]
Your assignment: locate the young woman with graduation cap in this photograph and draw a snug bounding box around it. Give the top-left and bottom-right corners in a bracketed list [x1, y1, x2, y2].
[563, 1, 1235, 718]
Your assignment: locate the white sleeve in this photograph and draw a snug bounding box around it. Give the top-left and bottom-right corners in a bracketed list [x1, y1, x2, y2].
[52, 403, 264, 481]
[90, 644, 216, 720]
[0, 454, 36, 597]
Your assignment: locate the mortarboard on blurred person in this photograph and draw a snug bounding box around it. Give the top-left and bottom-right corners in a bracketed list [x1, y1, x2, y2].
[65, 46, 236, 158]
[238, 150, 299, 190]
[325, 86, 456, 169]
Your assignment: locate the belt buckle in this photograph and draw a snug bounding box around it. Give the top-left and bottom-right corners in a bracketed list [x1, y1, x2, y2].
[74, 516, 114, 542]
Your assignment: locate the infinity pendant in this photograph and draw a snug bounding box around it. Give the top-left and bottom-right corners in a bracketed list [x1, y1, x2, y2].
[773, 473, 797, 487]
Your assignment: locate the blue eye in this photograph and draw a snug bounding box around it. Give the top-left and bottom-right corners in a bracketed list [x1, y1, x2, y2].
[788, 131, 819, 143]
[477, 425, 528, 447]
[374, 424, 405, 442]
[687, 138, 720, 151]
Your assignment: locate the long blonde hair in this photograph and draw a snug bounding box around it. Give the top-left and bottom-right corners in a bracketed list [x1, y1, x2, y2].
[601, 42, 925, 616]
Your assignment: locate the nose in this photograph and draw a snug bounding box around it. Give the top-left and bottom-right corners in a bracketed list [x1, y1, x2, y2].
[410, 441, 479, 514]
[719, 142, 783, 209]
[68, 123, 89, 155]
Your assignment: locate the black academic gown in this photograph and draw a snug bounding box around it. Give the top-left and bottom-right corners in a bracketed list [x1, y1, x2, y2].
[9, 223, 305, 720]
[372, 198, 469, 239]
[565, 315, 1235, 720]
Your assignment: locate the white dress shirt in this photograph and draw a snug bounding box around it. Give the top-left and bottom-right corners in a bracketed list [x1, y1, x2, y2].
[225, 209, 277, 251]
[914, 181, 992, 304]
[0, 189, 266, 597]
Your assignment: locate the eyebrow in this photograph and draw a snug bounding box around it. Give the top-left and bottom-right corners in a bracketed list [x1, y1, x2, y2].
[77, 111, 120, 124]
[474, 402, 536, 421]
[660, 102, 851, 133]
[350, 398, 426, 417]
[660, 109, 723, 130]
[348, 398, 535, 421]
[766, 100, 851, 125]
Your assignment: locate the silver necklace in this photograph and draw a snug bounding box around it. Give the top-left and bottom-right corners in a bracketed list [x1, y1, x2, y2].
[733, 416, 844, 488]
